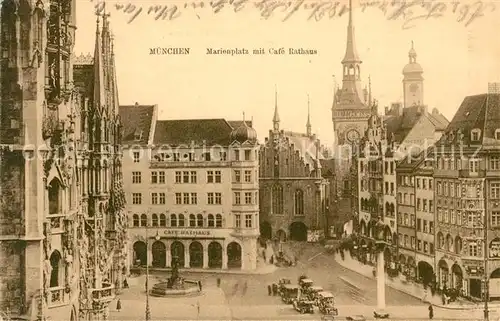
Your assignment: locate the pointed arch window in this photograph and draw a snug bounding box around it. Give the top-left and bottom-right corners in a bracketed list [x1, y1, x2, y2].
[294, 189, 304, 215]
[48, 178, 62, 215]
[49, 250, 62, 287]
[19, 1, 31, 66]
[272, 184, 284, 214]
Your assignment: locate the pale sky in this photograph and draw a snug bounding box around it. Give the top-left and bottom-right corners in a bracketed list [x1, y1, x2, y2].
[74, 0, 500, 145]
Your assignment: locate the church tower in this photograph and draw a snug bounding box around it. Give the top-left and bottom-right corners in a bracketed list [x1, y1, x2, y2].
[402, 41, 424, 108]
[331, 0, 371, 147]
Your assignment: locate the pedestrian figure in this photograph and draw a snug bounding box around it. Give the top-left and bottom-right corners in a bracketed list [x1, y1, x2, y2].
[198, 280, 202, 291]
[196, 301, 200, 316]
[116, 298, 121, 312]
[428, 304, 433, 319]
[217, 278, 221, 287]
[123, 278, 129, 288]
[441, 293, 445, 305]
[242, 281, 248, 296]
[268, 284, 272, 296]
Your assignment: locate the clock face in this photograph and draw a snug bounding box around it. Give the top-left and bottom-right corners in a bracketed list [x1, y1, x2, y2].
[410, 83, 419, 93]
[346, 129, 360, 143]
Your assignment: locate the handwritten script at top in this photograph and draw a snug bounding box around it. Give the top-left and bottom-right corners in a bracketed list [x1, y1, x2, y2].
[92, 0, 496, 29]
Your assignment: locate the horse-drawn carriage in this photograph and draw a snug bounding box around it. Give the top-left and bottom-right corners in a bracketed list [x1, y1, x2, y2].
[306, 285, 324, 301]
[277, 278, 291, 295]
[292, 298, 315, 314]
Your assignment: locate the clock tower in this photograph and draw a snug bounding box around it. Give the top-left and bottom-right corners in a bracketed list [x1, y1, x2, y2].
[402, 42, 424, 108]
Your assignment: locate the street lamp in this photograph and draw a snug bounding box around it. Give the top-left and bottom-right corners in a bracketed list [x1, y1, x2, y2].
[145, 215, 151, 321]
[470, 210, 489, 321]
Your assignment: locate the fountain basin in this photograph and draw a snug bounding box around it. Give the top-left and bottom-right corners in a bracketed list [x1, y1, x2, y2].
[150, 280, 201, 297]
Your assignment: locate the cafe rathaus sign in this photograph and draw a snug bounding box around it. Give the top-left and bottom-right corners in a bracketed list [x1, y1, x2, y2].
[164, 229, 211, 236]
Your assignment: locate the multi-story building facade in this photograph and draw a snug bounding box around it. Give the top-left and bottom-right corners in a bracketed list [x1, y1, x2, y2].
[0, 3, 126, 321]
[434, 92, 500, 300]
[331, 0, 372, 227]
[122, 112, 260, 271]
[356, 43, 448, 271]
[259, 95, 333, 242]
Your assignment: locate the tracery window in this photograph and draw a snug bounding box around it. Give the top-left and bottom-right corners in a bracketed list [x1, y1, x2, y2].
[271, 184, 283, 214]
[294, 189, 304, 215]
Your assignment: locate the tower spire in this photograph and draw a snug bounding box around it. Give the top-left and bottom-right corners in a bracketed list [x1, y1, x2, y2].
[342, 0, 361, 64]
[306, 94, 312, 137]
[273, 85, 280, 131]
[368, 75, 372, 106]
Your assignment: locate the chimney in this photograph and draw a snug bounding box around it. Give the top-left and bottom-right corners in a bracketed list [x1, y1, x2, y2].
[384, 106, 389, 115]
[488, 82, 500, 94]
[135, 102, 139, 106]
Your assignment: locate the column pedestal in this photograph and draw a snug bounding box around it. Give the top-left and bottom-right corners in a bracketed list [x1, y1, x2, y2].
[203, 248, 209, 269]
[375, 248, 387, 316]
[184, 245, 189, 268]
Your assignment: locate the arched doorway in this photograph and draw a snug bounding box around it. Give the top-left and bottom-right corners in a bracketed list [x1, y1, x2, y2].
[260, 221, 272, 239]
[152, 241, 166, 268]
[490, 268, 500, 299]
[133, 241, 147, 266]
[227, 242, 242, 269]
[189, 241, 203, 268]
[417, 261, 434, 285]
[49, 250, 62, 287]
[289, 221, 307, 241]
[170, 241, 185, 267]
[438, 259, 449, 288]
[276, 229, 286, 242]
[208, 242, 222, 268]
[451, 263, 463, 290]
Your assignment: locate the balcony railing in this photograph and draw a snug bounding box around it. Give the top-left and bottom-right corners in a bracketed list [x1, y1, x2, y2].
[47, 286, 66, 307]
[91, 282, 115, 303]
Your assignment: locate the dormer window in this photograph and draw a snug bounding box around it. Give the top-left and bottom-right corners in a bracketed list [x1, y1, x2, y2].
[495, 129, 500, 140]
[134, 129, 143, 141]
[471, 129, 481, 142]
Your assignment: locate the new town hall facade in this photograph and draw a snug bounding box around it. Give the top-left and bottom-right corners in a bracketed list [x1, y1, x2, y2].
[0, 1, 126, 320]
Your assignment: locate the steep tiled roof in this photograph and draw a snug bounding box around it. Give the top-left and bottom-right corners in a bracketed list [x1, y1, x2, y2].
[153, 119, 233, 146]
[384, 106, 449, 144]
[435, 94, 500, 148]
[227, 120, 252, 129]
[119, 105, 155, 144]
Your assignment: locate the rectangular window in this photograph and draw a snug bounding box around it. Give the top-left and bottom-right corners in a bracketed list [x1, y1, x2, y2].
[235, 170, 241, 183]
[430, 243, 434, 254]
[429, 221, 434, 233]
[215, 171, 221, 183]
[411, 236, 415, 249]
[183, 171, 190, 183]
[203, 152, 211, 161]
[133, 152, 140, 163]
[234, 192, 241, 205]
[416, 178, 420, 188]
[207, 192, 214, 205]
[159, 171, 165, 184]
[151, 171, 158, 184]
[385, 182, 389, 194]
[220, 151, 227, 161]
[390, 162, 394, 174]
[191, 193, 197, 205]
[234, 150, 240, 161]
[492, 211, 500, 227]
[245, 150, 251, 160]
[491, 183, 500, 198]
[390, 182, 394, 195]
[422, 179, 427, 189]
[190, 171, 197, 183]
[188, 152, 195, 161]
[417, 198, 421, 211]
[469, 159, 479, 173]
[173, 153, 180, 161]
[207, 171, 214, 183]
[423, 220, 428, 233]
[491, 156, 500, 170]
[151, 193, 158, 205]
[244, 170, 252, 183]
[175, 193, 182, 204]
[132, 171, 141, 184]
[245, 214, 252, 228]
[429, 179, 433, 189]
[428, 200, 432, 212]
[424, 241, 428, 253]
[159, 193, 166, 204]
[245, 192, 252, 204]
[235, 214, 241, 228]
[437, 182, 442, 195]
[175, 171, 181, 183]
[417, 218, 421, 232]
[469, 242, 478, 256]
[417, 240, 422, 251]
[215, 193, 222, 205]
[457, 211, 462, 226]
[132, 193, 142, 204]
[183, 193, 190, 204]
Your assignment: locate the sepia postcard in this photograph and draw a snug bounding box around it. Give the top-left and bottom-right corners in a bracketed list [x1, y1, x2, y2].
[1, 0, 500, 320]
